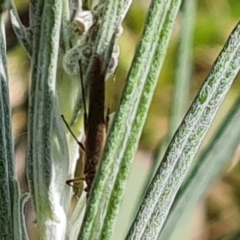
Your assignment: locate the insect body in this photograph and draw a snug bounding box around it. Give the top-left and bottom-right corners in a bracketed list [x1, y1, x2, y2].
[64, 55, 107, 197]
[83, 55, 107, 194]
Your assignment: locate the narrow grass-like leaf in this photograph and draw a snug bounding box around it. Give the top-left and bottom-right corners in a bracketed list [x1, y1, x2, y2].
[9, 5, 32, 57]
[152, 0, 196, 182]
[20, 193, 30, 240]
[26, 1, 69, 239]
[12, 179, 25, 239]
[61, 0, 71, 52]
[0, 12, 21, 240]
[159, 95, 240, 239]
[0, 12, 14, 240]
[94, 0, 132, 57]
[127, 21, 240, 239]
[0, 13, 14, 190]
[169, 0, 196, 136]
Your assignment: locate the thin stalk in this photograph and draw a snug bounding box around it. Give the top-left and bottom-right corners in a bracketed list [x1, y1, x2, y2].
[0, 11, 22, 240]
[26, 1, 69, 239]
[0, 12, 14, 240]
[169, 0, 196, 136]
[151, 0, 197, 175]
[159, 95, 240, 239]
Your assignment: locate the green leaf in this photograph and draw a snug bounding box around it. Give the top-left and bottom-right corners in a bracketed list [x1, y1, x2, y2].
[0, 12, 14, 240]
[0, 12, 21, 240]
[9, 7, 32, 57]
[169, 0, 196, 136]
[26, 1, 70, 239]
[159, 95, 240, 239]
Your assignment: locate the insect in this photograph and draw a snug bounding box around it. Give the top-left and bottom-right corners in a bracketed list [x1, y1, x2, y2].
[62, 54, 108, 197]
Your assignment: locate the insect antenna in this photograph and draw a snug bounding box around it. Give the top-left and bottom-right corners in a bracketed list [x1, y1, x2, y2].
[61, 60, 88, 152]
[61, 115, 85, 151]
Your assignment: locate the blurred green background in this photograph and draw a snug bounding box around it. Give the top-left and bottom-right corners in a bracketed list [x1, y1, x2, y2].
[7, 0, 240, 239]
